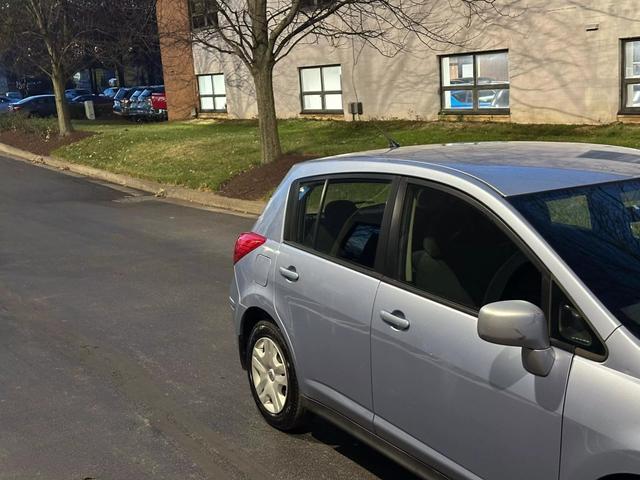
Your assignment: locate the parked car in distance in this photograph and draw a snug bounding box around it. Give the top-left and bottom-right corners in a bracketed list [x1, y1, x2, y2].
[5, 91, 22, 101]
[231, 142, 640, 480]
[120, 87, 147, 117]
[70, 94, 114, 105]
[102, 87, 119, 98]
[64, 88, 91, 101]
[150, 92, 168, 120]
[9, 95, 57, 117]
[131, 86, 165, 120]
[113, 87, 134, 115]
[0, 96, 15, 113]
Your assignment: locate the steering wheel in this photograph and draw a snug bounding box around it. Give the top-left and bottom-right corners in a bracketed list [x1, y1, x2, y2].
[482, 250, 530, 306]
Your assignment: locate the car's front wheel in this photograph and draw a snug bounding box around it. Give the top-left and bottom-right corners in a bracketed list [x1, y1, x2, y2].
[246, 321, 306, 431]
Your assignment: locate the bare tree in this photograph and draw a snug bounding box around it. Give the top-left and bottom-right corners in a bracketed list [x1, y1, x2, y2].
[159, 0, 507, 164]
[0, 0, 162, 136]
[93, 0, 162, 87]
[0, 0, 106, 136]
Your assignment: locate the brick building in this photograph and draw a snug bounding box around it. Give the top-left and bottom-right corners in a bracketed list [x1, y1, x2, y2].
[156, 0, 640, 125]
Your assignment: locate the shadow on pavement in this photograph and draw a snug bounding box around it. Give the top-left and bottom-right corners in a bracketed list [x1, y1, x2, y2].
[300, 414, 422, 479]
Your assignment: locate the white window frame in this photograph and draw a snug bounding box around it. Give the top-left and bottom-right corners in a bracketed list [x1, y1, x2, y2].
[621, 38, 640, 114]
[439, 50, 510, 114]
[299, 64, 343, 114]
[197, 73, 227, 113]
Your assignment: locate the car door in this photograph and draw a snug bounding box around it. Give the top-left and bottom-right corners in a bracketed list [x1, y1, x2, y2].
[46, 97, 56, 116]
[371, 180, 573, 480]
[274, 175, 395, 427]
[30, 99, 42, 116]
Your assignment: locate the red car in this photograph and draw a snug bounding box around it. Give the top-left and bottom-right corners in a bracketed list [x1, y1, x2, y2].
[151, 92, 167, 120]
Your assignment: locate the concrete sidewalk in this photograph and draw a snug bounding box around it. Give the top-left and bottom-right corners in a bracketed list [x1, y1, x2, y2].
[0, 141, 266, 216]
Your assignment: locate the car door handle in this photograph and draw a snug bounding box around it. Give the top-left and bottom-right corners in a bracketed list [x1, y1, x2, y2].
[279, 266, 299, 282]
[380, 310, 410, 331]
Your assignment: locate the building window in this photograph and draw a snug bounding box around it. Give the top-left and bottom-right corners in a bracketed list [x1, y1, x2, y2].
[440, 51, 509, 113]
[300, 0, 334, 11]
[189, 0, 218, 30]
[299, 65, 343, 113]
[622, 39, 640, 112]
[198, 74, 226, 112]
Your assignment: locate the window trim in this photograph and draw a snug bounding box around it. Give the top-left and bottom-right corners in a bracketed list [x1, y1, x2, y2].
[298, 64, 344, 114]
[549, 280, 607, 360]
[438, 49, 510, 115]
[197, 73, 227, 113]
[283, 172, 399, 277]
[299, 0, 332, 12]
[384, 176, 547, 316]
[385, 176, 607, 362]
[188, 0, 219, 31]
[620, 37, 640, 115]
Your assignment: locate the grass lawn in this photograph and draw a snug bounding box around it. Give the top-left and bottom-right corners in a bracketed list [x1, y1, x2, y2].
[51, 118, 640, 193]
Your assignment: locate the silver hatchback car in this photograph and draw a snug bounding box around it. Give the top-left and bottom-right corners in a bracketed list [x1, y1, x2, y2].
[230, 142, 640, 480]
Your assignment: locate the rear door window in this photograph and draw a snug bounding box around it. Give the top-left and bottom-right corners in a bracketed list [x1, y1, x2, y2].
[289, 177, 392, 270]
[294, 181, 325, 248]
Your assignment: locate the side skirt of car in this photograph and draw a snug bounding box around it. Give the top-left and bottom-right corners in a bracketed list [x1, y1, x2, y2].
[302, 396, 449, 480]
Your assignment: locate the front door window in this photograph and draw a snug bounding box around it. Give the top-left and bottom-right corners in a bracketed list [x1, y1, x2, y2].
[397, 183, 542, 310]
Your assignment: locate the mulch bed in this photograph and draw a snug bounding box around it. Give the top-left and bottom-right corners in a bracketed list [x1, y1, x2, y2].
[0, 130, 93, 156]
[218, 153, 318, 200]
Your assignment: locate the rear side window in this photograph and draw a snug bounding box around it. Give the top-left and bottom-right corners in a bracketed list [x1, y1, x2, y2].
[398, 183, 542, 310]
[294, 181, 325, 248]
[289, 178, 392, 269]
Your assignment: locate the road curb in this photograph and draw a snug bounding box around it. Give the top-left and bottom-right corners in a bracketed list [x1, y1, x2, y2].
[0, 141, 266, 216]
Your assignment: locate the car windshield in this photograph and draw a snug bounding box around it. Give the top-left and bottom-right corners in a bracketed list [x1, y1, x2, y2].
[114, 89, 128, 100]
[510, 178, 640, 338]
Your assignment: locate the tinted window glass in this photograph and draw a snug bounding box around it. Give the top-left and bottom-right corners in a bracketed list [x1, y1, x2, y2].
[114, 89, 128, 100]
[510, 179, 640, 339]
[399, 184, 541, 310]
[315, 180, 390, 268]
[292, 178, 391, 269]
[295, 181, 325, 248]
[550, 283, 604, 355]
[547, 195, 591, 228]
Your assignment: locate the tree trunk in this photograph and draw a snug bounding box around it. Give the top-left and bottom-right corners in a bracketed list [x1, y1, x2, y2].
[115, 62, 125, 87]
[51, 66, 73, 137]
[253, 65, 282, 164]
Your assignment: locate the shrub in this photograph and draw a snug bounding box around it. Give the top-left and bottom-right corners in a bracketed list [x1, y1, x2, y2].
[0, 113, 57, 140]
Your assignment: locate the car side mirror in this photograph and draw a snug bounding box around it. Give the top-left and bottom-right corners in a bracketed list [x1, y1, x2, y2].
[478, 300, 555, 377]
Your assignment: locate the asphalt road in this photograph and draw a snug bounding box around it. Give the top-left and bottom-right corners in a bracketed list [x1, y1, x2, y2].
[0, 156, 418, 480]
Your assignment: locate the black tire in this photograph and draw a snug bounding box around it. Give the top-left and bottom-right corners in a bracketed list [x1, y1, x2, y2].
[246, 320, 306, 431]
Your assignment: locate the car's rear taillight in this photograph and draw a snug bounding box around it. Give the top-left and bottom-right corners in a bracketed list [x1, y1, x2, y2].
[234, 232, 266, 264]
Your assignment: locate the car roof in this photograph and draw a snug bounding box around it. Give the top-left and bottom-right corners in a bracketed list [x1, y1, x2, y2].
[18, 94, 54, 102]
[312, 142, 640, 197]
